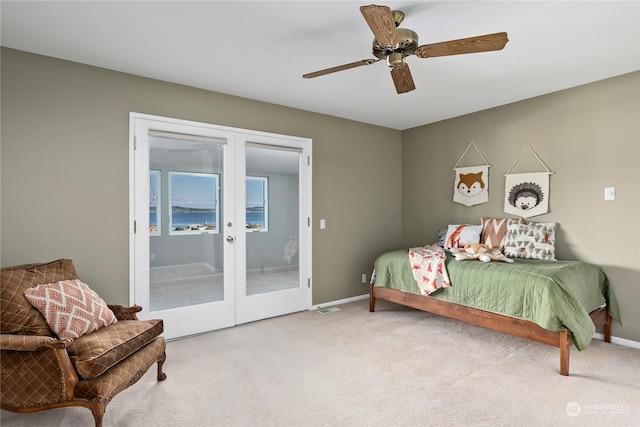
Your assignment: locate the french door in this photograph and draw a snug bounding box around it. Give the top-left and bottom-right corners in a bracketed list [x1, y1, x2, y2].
[130, 113, 311, 339]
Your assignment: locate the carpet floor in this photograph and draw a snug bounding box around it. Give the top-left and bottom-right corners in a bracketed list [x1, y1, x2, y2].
[2, 299, 639, 426]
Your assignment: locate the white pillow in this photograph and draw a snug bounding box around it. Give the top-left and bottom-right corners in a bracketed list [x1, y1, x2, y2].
[444, 224, 483, 250]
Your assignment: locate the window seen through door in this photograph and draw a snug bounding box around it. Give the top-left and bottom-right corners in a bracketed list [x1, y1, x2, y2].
[149, 170, 161, 235]
[169, 171, 219, 234]
[246, 176, 268, 231]
[149, 171, 268, 234]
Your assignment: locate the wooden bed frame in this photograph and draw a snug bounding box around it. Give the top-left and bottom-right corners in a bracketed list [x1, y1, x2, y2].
[370, 283, 611, 376]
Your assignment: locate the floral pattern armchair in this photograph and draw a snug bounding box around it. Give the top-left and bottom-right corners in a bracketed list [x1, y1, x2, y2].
[1, 259, 167, 427]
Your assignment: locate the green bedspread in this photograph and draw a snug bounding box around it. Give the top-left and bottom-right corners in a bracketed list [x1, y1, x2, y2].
[373, 249, 621, 350]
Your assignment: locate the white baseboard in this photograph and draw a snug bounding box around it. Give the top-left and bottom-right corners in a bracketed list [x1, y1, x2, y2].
[313, 295, 640, 351]
[593, 332, 640, 349]
[312, 294, 369, 310]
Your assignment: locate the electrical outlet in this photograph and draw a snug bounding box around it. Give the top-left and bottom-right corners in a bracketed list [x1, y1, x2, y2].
[361, 273, 367, 284]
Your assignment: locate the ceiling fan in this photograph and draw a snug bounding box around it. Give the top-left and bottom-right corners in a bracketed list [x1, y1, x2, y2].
[303, 4, 509, 94]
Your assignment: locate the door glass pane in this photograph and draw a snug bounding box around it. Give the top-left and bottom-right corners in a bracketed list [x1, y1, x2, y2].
[245, 144, 300, 296]
[148, 133, 225, 311]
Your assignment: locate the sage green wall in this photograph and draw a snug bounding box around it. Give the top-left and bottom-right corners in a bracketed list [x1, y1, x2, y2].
[401, 72, 640, 342]
[3, 47, 638, 343]
[0, 47, 402, 305]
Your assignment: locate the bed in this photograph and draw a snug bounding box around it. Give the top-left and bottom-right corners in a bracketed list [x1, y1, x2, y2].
[370, 248, 621, 376]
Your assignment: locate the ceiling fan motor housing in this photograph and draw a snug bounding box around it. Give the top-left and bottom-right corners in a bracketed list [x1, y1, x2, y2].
[372, 28, 418, 60]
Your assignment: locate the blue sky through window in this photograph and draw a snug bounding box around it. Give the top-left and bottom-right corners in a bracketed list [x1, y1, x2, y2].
[246, 177, 265, 208]
[170, 173, 217, 209]
[168, 174, 264, 209]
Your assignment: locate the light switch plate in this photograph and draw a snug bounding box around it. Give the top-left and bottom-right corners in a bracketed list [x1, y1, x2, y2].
[604, 187, 615, 201]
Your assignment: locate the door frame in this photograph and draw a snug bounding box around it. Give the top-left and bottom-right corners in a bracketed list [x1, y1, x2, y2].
[128, 112, 312, 337]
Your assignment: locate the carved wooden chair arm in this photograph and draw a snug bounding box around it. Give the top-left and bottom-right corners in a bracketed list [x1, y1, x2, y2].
[107, 304, 142, 321]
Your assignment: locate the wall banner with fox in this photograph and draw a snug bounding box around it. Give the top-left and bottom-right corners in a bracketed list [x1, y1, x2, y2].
[453, 165, 490, 206]
[452, 142, 491, 207]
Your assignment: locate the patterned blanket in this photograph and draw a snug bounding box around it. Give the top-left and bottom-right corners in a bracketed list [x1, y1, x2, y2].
[409, 245, 451, 295]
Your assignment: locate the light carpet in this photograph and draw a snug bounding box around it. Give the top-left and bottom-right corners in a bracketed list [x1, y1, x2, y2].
[2, 299, 639, 426]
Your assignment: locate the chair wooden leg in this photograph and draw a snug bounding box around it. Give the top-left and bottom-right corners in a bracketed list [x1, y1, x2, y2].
[90, 400, 106, 427]
[157, 351, 167, 381]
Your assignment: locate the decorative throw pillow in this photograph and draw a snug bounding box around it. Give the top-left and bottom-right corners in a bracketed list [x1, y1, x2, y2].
[24, 279, 117, 340]
[480, 217, 514, 251]
[437, 228, 448, 248]
[1, 259, 79, 336]
[503, 219, 557, 261]
[444, 224, 483, 250]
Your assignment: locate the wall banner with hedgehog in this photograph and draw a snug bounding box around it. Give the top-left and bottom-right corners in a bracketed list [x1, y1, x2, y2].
[504, 146, 553, 218]
[452, 142, 490, 207]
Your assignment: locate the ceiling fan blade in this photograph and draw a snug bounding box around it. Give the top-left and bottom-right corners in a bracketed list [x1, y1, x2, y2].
[390, 65, 415, 94]
[415, 32, 509, 58]
[360, 4, 398, 47]
[303, 59, 380, 79]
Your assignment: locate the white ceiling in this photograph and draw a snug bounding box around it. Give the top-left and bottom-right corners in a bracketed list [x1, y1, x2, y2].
[2, 1, 639, 130]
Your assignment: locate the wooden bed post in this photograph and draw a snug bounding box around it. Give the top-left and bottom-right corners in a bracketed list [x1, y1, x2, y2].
[369, 283, 376, 312]
[604, 309, 612, 343]
[559, 330, 570, 376]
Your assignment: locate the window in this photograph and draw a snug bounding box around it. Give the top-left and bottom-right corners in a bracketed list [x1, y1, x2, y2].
[246, 176, 268, 231]
[169, 171, 219, 234]
[149, 170, 161, 236]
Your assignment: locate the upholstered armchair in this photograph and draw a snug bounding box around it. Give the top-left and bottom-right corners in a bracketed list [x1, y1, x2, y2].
[1, 259, 167, 427]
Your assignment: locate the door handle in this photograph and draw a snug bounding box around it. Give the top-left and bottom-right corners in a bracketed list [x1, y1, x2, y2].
[226, 236, 235, 243]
